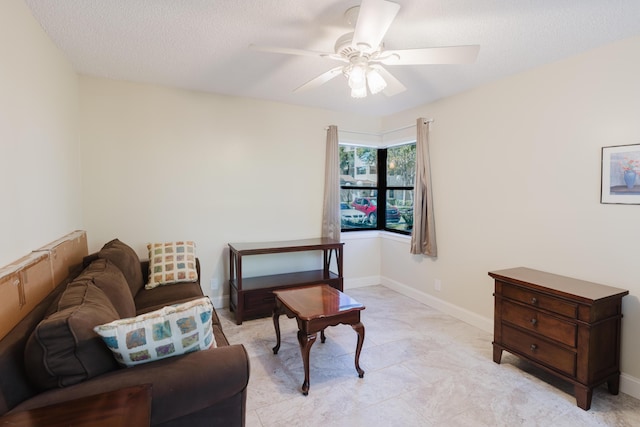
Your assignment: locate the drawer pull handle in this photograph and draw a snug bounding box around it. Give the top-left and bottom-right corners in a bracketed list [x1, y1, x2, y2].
[530, 318, 538, 326]
[530, 344, 537, 351]
[531, 297, 538, 305]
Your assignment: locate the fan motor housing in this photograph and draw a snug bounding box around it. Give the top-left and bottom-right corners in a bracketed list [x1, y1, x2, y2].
[335, 32, 358, 57]
[335, 32, 380, 61]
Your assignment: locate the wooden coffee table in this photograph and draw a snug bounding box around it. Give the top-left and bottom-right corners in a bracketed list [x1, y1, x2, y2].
[272, 284, 365, 395]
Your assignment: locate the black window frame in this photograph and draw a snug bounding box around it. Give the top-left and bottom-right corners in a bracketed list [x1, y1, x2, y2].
[340, 143, 415, 236]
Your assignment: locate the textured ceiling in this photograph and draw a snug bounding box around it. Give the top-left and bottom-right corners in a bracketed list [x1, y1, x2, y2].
[25, 0, 640, 116]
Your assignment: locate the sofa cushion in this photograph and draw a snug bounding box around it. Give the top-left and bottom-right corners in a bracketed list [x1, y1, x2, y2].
[98, 239, 144, 296]
[74, 258, 136, 318]
[94, 297, 216, 367]
[145, 241, 198, 289]
[134, 281, 204, 314]
[24, 282, 121, 390]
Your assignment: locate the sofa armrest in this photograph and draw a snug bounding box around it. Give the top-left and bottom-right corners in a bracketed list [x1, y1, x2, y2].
[10, 344, 249, 426]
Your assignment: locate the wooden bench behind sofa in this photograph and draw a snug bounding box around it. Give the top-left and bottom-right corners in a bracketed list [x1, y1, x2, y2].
[0, 230, 88, 340]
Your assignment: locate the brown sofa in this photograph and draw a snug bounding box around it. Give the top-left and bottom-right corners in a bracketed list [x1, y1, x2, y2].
[0, 239, 249, 426]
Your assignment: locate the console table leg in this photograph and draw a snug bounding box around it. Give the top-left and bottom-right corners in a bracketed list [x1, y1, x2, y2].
[575, 385, 592, 410]
[297, 330, 317, 395]
[320, 329, 326, 343]
[352, 322, 365, 378]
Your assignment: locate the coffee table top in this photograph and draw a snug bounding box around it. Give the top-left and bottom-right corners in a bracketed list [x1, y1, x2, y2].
[273, 285, 364, 320]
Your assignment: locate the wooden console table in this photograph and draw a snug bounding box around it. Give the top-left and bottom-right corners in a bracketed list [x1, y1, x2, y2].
[0, 384, 151, 426]
[490, 267, 628, 410]
[228, 238, 344, 324]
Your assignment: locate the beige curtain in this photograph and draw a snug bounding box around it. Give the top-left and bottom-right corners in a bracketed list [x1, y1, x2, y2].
[322, 125, 340, 240]
[410, 118, 437, 256]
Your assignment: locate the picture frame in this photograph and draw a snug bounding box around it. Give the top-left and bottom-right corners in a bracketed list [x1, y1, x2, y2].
[601, 143, 640, 204]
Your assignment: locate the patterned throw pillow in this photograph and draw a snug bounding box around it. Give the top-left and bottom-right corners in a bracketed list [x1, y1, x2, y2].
[146, 241, 198, 289]
[94, 297, 216, 367]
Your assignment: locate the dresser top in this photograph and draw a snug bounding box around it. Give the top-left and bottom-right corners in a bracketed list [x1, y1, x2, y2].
[489, 267, 628, 303]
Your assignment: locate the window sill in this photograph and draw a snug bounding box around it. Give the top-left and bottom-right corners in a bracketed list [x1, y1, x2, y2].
[340, 230, 380, 240]
[340, 230, 411, 244]
[380, 231, 411, 243]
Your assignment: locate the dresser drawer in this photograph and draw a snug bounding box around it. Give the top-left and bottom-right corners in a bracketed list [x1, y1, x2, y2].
[502, 324, 576, 377]
[502, 300, 577, 347]
[501, 283, 577, 318]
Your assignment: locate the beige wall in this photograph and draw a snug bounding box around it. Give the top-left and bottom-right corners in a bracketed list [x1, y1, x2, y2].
[78, 77, 380, 305]
[381, 35, 640, 392]
[0, 0, 81, 266]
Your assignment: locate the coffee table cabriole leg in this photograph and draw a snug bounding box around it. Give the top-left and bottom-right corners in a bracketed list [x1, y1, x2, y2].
[352, 322, 365, 378]
[272, 304, 282, 355]
[298, 330, 317, 395]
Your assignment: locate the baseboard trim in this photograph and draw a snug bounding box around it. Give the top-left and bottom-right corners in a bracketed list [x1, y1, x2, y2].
[381, 276, 493, 334]
[620, 373, 640, 400]
[210, 295, 226, 309]
[344, 275, 380, 289]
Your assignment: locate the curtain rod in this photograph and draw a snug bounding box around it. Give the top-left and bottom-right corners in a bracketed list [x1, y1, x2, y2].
[384, 119, 433, 135]
[331, 118, 433, 136]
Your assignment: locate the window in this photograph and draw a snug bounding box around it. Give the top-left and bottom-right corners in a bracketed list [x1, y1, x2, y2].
[339, 143, 415, 234]
[385, 143, 415, 233]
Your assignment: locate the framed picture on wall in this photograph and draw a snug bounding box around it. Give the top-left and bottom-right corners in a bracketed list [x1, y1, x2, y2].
[601, 143, 640, 204]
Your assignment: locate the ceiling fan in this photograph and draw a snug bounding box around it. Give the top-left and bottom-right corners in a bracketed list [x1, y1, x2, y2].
[249, 0, 480, 98]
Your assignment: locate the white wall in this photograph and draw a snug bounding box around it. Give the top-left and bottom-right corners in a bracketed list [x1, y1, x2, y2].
[78, 77, 381, 306]
[381, 35, 640, 390]
[341, 231, 381, 289]
[0, 0, 81, 267]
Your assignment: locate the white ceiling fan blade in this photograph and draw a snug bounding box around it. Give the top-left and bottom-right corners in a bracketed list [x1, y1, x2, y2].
[370, 65, 406, 97]
[294, 67, 344, 93]
[249, 44, 333, 58]
[352, 0, 400, 52]
[381, 45, 480, 65]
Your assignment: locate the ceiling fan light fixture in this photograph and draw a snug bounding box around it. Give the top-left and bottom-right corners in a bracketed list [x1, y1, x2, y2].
[351, 85, 367, 98]
[366, 68, 387, 94]
[347, 63, 367, 89]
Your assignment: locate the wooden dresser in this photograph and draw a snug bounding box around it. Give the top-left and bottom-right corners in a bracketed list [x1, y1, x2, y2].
[490, 267, 628, 410]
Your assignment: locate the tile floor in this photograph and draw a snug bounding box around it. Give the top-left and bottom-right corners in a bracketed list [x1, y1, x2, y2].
[219, 285, 640, 426]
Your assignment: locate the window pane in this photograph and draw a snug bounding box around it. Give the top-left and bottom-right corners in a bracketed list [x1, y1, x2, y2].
[339, 145, 377, 187]
[340, 189, 377, 229]
[387, 144, 415, 186]
[386, 189, 414, 232]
